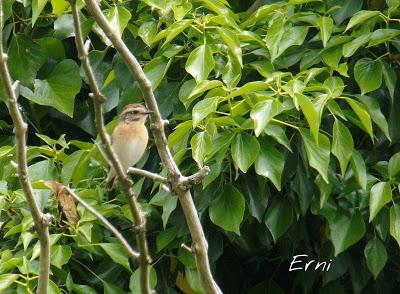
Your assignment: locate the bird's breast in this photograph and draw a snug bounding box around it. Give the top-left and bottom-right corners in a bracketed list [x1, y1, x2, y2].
[111, 123, 149, 169]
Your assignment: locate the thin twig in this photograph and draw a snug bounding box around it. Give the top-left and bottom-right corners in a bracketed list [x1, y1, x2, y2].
[63, 186, 140, 260]
[83, 1, 222, 292]
[0, 3, 50, 294]
[128, 167, 168, 183]
[69, 1, 151, 293]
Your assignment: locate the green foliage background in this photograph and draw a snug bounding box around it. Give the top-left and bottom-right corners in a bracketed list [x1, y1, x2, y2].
[1, 0, 400, 292]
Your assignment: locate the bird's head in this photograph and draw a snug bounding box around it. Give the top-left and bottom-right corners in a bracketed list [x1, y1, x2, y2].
[119, 104, 153, 124]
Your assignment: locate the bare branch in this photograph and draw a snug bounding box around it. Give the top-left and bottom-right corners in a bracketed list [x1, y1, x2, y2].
[0, 3, 50, 294]
[64, 185, 140, 260]
[179, 166, 210, 190]
[128, 167, 168, 184]
[83, 1, 222, 293]
[70, 2, 152, 293]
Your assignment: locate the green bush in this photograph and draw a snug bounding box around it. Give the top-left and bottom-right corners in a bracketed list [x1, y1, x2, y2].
[1, 0, 400, 292]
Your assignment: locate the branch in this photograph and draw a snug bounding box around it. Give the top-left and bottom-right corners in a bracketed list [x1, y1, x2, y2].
[247, 0, 261, 12]
[83, 1, 222, 293]
[63, 185, 140, 260]
[128, 167, 168, 183]
[179, 166, 210, 190]
[70, 2, 151, 293]
[0, 3, 50, 294]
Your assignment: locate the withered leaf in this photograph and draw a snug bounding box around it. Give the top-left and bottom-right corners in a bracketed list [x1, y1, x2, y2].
[44, 180, 79, 225]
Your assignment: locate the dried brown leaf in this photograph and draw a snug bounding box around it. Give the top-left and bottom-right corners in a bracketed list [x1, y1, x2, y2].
[44, 180, 79, 225]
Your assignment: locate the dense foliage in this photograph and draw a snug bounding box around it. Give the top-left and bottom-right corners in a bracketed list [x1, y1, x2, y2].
[1, 0, 400, 292]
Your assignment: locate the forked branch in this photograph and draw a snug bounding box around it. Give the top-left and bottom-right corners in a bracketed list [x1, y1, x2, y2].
[70, 1, 152, 293]
[83, 0, 222, 292]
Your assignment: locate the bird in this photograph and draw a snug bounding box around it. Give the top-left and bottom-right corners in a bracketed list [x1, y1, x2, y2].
[106, 103, 153, 188]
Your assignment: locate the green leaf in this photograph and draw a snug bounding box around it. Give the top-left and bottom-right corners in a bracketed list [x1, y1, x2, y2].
[330, 209, 366, 256]
[50, 245, 72, 269]
[276, 26, 309, 60]
[231, 132, 260, 172]
[29, 159, 58, 182]
[315, 174, 333, 208]
[0, 274, 19, 292]
[368, 29, 400, 47]
[365, 238, 387, 279]
[129, 266, 157, 294]
[162, 195, 177, 229]
[185, 44, 215, 82]
[369, 182, 392, 222]
[48, 280, 62, 294]
[332, 0, 363, 25]
[61, 150, 86, 184]
[390, 203, 400, 247]
[152, 19, 193, 47]
[21, 59, 81, 117]
[156, 227, 177, 252]
[217, 27, 242, 67]
[332, 119, 354, 176]
[8, 34, 45, 86]
[317, 16, 334, 47]
[51, 0, 69, 16]
[374, 207, 390, 241]
[192, 97, 219, 128]
[345, 98, 374, 140]
[227, 81, 270, 99]
[381, 60, 397, 102]
[388, 0, 400, 14]
[249, 60, 274, 78]
[389, 152, 400, 179]
[138, 21, 157, 46]
[222, 52, 241, 88]
[324, 76, 344, 97]
[78, 223, 92, 242]
[358, 95, 390, 140]
[264, 124, 292, 152]
[354, 58, 382, 95]
[144, 56, 171, 90]
[255, 141, 284, 191]
[350, 150, 367, 190]
[250, 100, 280, 136]
[321, 45, 342, 69]
[103, 281, 125, 294]
[99, 243, 131, 271]
[168, 120, 192, 152]
[296, 93, 320, 143]
[345, 10, 380, 31]
[190, 131, 212, 166]
[36, 37, 67, 61]
[300, 129, 330, 183]
[185, 80, 222, 108]
[289, 0, 322, 3]
[264, 198, 294, 242]
[343, 33, 371, 57]
[32, 0, 49, 26]
[209, 185, 245, 234]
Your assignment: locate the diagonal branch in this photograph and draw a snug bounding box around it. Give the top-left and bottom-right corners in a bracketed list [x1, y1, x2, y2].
[128, 167, 168, 183]
[63, 184, 140, 260]
[83, 1, 222, 293]
[0, 3, 50, 294]
[69, 1, 152, 293]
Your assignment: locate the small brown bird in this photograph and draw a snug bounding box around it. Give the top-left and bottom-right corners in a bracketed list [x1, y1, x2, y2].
[106, 104, 152, 188]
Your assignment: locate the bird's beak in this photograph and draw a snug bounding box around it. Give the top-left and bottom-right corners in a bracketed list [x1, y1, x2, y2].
[145, 110, 154, 115]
